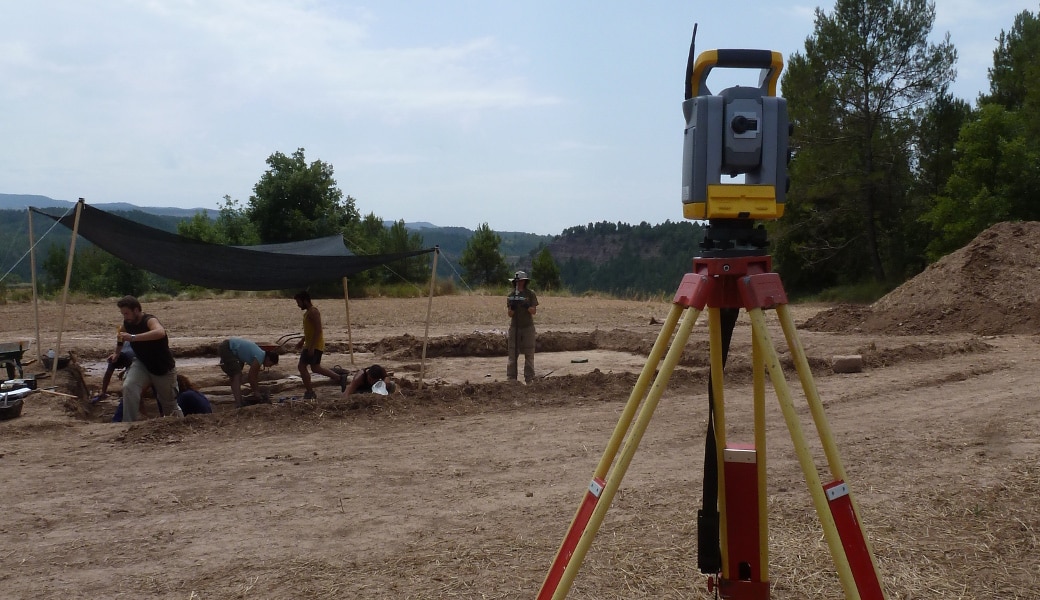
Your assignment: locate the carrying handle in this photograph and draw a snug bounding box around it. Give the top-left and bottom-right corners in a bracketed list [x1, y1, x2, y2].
[688, 48, 783, 98]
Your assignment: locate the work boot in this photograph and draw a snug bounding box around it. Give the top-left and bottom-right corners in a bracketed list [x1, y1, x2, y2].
[303, 391, 317, 400]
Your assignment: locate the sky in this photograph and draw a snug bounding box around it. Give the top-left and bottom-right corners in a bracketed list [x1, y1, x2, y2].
[0, 1, 1029, 236]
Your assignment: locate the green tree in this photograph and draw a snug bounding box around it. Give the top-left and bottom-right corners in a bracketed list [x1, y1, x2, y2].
[982, 10, 1040, 111]
[776, 0, 956, 289]
[248, 148, 359, 243]
[40, 244, 149, 296]
[41, 243, 81, 292]
[912, 93, 974, 200]
[554, 220, 703, 295]
[177, 211, 222, 244]
[214, 196, 259, 245]
[922, 103, 1040, 257]
[382, 220, 429, 283]
[892, 92, 974, 277]
[91, 252, 150, 297]
[923, 10, 1040, 258]
[341, 212, 388, 288]
[460, 223, 509, 286]
[352, 212, 387, 255]
[530, 246, 562, 291]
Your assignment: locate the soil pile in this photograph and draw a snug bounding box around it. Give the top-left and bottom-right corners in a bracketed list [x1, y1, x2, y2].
[805, 221, 1040, 335]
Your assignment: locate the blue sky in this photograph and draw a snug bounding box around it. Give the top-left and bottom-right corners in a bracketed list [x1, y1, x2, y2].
[0, 1, 1028, 235]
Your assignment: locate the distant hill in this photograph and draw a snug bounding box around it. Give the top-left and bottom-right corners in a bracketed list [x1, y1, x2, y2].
[0, 193, 219, 219]
[547, 220, 707, 294]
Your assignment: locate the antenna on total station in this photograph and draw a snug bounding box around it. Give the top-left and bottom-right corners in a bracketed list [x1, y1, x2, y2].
[684, 23, 699, 101]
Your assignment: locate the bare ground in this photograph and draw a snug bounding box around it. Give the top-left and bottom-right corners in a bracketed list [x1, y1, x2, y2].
[2, 225, 1040, 600]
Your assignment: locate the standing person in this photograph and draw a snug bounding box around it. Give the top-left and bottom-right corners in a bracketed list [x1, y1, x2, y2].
[293, 291, 347, 399]
[343, 364, 397, 397]
[94, 324, 135, 402]
[218, 337, 279, 406]
[506, 270, 539, 384]
[116, 295, 182, 421]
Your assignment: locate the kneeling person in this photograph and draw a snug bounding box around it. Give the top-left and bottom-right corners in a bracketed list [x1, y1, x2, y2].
[219, 337, 279, 406]
[176, 374, 213, 415]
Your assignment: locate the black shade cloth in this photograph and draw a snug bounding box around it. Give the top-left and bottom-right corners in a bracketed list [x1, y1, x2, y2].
[33, 203, 434, 290]
[234, 235, 354, 256]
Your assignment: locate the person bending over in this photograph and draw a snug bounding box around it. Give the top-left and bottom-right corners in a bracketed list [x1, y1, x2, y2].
[218, 337, 278, 407]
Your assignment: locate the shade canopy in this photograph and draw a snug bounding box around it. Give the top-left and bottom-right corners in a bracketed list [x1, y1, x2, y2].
[34, 203, 434, 290]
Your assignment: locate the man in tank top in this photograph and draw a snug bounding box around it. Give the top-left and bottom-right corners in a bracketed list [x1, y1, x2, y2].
[116, 295, 182, 421]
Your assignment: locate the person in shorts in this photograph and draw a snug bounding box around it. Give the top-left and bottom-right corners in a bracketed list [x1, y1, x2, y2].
[294, 291, 347, 399]
[218, 337, 279, 407]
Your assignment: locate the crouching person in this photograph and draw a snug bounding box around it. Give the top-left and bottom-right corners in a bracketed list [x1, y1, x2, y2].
[218, 337, 279, 407]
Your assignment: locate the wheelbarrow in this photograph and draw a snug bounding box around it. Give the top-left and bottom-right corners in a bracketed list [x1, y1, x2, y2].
[0, 340, 30, 380]
[258, 333, 304, 354]
[0, 396, 24, 420]
[0, 380, 33, 420]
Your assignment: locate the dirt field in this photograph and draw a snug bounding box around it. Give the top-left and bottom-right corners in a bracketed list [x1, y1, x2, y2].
[2, 223, 1039, 599]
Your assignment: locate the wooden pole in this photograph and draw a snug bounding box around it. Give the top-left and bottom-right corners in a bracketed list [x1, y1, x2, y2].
[27, 208, 42, 362]
[52, 199, 84, 381]
[418, 247, 439, 389]
[342, 276, 354, 366]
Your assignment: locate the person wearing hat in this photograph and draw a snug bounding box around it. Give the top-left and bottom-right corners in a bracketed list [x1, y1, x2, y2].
[506, 270, 539, 383]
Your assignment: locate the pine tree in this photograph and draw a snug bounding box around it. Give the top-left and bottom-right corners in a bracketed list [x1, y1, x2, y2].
[459, 223, 510, 286]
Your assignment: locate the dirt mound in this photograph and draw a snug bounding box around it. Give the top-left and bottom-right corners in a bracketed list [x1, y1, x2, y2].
[805, 221, 1040, 335]
[371, 329, 654, 359]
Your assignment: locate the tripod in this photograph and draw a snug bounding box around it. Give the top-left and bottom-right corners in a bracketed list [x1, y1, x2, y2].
[537, 253, 887, 600]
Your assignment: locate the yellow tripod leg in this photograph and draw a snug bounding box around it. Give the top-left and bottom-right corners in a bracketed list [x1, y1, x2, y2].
[775, 304, 887, 599]
[594, 301, 685, 478]
[537, 302, 684, 598]
[552, 304, 703, 599]
[746, 307, 862, 600]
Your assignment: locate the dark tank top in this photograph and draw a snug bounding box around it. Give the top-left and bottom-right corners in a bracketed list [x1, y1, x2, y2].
[124, 313, 175, 375]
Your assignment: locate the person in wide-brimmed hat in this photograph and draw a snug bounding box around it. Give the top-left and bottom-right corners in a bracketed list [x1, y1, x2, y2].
[506, 270, 539, 383]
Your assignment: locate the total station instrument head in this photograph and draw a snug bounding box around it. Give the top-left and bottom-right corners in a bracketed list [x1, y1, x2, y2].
[681, 27, 791, 255]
